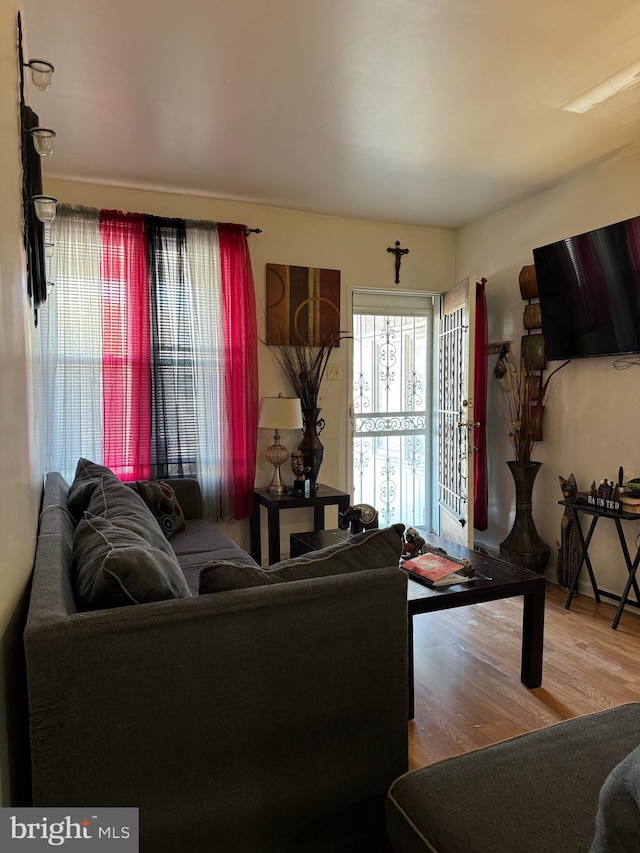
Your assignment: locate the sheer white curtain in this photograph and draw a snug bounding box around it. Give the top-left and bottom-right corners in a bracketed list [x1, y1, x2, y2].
[41, 207, 103, 482]
[185, 222, 231, 519]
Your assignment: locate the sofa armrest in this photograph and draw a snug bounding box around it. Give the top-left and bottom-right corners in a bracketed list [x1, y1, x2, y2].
[163, 477, 203, 520]
[26, 566, 408, 851]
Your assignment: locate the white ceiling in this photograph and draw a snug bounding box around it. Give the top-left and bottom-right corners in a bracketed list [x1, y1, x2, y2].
[20, 0, 640, 228]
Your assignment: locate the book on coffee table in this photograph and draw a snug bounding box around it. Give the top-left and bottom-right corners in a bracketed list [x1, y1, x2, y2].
[401, 552, 476, 587]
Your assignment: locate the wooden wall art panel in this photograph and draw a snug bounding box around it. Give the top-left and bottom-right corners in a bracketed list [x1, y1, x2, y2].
[266, 264, 341, 346]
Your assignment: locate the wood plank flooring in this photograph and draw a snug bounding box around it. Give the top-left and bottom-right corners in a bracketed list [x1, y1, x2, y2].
[409, 581, 640, 770]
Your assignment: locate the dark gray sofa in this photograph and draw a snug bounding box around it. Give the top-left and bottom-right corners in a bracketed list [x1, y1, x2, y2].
[386, 702, 640, 853]
[25, 470, 408, 852]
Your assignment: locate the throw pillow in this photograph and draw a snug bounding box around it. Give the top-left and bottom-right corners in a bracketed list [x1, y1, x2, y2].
[199, 523, 405, 594]
[134, 480, 186, 539]
[73, 514, 191, 610]
[67, 458, 120, 521]
[86, 475, 177, 559]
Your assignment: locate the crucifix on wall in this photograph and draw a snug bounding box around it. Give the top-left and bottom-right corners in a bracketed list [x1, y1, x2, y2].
[387, 240, 409, 284]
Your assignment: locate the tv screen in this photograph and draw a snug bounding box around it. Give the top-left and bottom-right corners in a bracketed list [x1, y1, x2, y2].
[533, 214, 640, 360]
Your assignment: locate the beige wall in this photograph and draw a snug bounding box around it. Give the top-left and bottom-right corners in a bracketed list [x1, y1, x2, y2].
[457, 143, 640, 597]
[0, 0, 45, 806]
[45, 177, 457, 556]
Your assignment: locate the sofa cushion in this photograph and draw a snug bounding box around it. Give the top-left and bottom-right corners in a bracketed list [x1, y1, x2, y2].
[86, 476, 176, 560]
[67, 457, 120, 521]
[73, 514, 191, 610]
[199, 523, 405, 594]
[170, 519, 256, 561]
[134, 480, 186, 539]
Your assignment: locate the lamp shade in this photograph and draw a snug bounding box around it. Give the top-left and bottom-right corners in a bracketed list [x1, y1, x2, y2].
[258, 396, 303, 430]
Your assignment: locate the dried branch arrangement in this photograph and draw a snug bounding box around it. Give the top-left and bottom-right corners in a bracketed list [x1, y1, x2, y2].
[268, 333, 351, 410]
[503, 354, 570, 464]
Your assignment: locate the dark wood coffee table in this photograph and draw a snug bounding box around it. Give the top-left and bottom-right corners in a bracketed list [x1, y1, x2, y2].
[289, 528, 546, 720]
[406, 531, 546, 718]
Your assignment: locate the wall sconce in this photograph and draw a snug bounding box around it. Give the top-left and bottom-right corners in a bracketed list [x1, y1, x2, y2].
[32, 195, 58, 224]
[17, 11, 56, 322]
[24, 58, 54, 91]
[29, 128, 56, 157]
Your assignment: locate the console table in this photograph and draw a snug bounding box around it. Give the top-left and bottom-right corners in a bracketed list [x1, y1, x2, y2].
[559, 499, 640, 629]
[250, 485, 350, 565]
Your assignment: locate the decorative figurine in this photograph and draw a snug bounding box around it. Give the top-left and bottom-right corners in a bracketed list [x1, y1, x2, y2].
[290, 450, 310, 497]
[402, 526, 426, 557]
[557, 473, 580, 592]
[338, 504, 379, 535]
[559, 473, 577, 501]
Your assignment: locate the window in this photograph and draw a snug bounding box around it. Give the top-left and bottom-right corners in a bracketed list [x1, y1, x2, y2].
[41, 206, 258, 520]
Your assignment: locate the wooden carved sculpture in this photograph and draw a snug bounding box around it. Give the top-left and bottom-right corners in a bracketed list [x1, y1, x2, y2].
[557, 473, 580, 592]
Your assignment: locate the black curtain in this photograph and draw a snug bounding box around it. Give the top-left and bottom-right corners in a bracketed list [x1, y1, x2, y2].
[146, 216, 196, 478]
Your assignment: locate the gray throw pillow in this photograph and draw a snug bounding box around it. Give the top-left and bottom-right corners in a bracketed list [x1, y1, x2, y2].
[73, 514, 191, 611]
[199, 523, 405, 594]
[86, 476, 176, 559]
[67, 458, 120, 521]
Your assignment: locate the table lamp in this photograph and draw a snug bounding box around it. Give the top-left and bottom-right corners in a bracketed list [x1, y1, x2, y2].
[258, 394, 303, 494]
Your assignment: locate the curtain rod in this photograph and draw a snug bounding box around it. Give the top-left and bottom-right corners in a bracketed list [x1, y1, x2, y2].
[246, 227, 262, 235]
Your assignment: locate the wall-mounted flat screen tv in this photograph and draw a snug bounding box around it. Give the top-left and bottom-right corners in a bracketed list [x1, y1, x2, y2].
[533, 214, 640, 360]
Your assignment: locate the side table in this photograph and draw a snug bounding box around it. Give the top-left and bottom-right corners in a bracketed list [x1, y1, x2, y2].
[250, 485, 350, 565]
[289, 528, 351, 558]
[559, 499, 640, 629]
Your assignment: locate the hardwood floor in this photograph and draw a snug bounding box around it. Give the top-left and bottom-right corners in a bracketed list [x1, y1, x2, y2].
[408, 580, 640, 770]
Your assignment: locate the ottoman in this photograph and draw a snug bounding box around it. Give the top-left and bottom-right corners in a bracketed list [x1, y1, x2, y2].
[386, 703, 640, 853]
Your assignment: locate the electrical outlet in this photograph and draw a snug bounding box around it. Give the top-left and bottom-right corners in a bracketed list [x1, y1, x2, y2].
[327, 366, 341, 381]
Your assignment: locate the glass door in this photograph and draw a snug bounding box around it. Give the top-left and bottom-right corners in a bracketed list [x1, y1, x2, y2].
[350, 290, 436, 528]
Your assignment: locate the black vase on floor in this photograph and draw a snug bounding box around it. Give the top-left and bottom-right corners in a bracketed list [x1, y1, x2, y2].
[499, 460, 550, 574]
[298, 407, 324, 493]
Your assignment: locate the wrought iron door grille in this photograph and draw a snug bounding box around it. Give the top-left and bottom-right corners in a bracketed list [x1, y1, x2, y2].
[352, 313, 430, 526]
[438, 305, 468, 517]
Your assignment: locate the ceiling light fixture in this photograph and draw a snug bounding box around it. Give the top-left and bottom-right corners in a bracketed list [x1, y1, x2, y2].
[562, 60, 640, 114]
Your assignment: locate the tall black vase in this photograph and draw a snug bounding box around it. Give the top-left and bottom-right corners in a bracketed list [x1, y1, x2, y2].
[499, 461, 550, 574]
[298, 407, 324, 493]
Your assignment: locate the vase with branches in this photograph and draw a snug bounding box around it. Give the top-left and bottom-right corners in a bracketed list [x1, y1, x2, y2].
[268, 332, 351, 491]
[503, 355, 570, 465]
[499, 352, 570, 572]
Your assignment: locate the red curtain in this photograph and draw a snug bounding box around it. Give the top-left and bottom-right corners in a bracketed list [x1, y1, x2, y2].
[473, 279, 488, 530]
[219, 223, 259, 519]
[99, 211, 151, 481]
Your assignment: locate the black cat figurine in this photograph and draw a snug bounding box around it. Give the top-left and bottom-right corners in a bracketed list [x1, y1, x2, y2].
[559, 473, 577, 501]
[557, 473, 580, 592]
